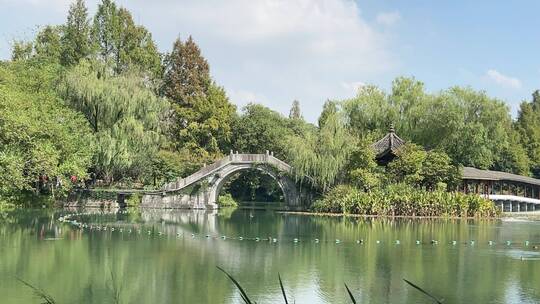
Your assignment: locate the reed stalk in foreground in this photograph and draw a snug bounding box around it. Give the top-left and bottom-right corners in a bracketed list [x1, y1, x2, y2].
[278, 274, 289, 304]
[344, 283, 357, 303]
[403, 278, 444, 304]
[16, 277, 57, 304]
[218, 266, 445, 304]
[217, 266, 255, 304]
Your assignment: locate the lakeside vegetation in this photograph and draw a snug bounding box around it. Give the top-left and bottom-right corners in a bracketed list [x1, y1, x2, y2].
[1, 0, 539, 217]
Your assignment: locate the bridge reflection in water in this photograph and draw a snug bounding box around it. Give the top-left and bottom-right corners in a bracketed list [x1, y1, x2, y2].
[462, 167, 540, 212]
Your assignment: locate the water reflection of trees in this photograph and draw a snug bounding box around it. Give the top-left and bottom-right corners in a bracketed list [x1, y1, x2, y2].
[1, 209, 540, 303]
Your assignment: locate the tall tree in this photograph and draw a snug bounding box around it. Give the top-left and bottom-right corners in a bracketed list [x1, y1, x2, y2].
[515, 90, 540, 177]
[59, 60, 168, 183]
[289, 100, 302, 119]
[231, 103, 306, 158]
[163, 36, 235, 157]
[0, 60, 94, 197]
[162, 37, 210, 105]
[61, 0, 92, 66]
[287, 111, 354, 192]
[11, 40, 33, 61]
[35, 26, 63, 61]
[318, 100, 338, 128]
[92, 0, 161, 76]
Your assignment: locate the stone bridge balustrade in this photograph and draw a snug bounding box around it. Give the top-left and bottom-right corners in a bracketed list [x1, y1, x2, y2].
[141, 153, 306, 209]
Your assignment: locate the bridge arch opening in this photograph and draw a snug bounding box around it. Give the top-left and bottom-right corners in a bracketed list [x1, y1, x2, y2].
[214, 166, 286, 207]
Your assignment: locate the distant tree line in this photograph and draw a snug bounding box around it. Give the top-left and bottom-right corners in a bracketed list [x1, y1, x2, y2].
[1, 0, 540, 207]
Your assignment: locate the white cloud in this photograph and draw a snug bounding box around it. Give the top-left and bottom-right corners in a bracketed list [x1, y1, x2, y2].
[376, 11, 401, 26]
[0, 0, 73, 12]
[485, 69, 522, 89]
[131, 0, 396, 120]
[341, 81, 366, 94]
[227, 89, 269, 110]
[0, 0, 398, 122]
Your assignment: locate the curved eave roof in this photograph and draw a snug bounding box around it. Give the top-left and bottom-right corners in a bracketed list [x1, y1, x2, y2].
[462, 167, 540, 186]
[371, 132, 406, 157]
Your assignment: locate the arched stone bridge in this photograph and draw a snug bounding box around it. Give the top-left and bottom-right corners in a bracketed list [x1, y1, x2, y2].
[141, 153, 304, 209]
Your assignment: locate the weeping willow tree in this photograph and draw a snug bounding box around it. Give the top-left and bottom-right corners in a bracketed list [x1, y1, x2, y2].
[59, 60, 168, 183]
[286, 111, 354, 192]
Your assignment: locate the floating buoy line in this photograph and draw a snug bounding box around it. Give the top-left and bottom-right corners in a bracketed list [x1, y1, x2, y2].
[57, 211, 540, 250]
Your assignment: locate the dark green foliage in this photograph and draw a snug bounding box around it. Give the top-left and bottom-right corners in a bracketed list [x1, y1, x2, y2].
[318, 100, 338, 128]
[11, 40, 33, 61]
[287, 110, 353, 191]
[231, 103, 313, 159]
[0, 60, 94, 199]
[515, 90, 540, 177]
[387, 144, 460, 190]
[346, 138, 382, 191]
[61, 0, 92, 66]
[59, 60, 168, 183]
[221, 170, 284, 203]
[92, 0, 162, 77]
[163, 36, 236, 157]
[35, 26, 63, 62]
[217, 193, 238, 207]
[342, 78, 530, 175]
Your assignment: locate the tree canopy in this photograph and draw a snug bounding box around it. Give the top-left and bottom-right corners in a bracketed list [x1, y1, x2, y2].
[0, 60, 94, 197]
[59, 60, 168, 183]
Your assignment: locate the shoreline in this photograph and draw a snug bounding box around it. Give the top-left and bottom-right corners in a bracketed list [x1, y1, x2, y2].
[277, 210, 503, 220]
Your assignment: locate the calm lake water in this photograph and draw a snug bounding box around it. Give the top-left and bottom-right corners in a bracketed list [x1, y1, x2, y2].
[1, 208, 540, 304]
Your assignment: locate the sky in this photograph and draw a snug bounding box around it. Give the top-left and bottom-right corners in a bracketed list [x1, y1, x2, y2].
[1, 0, 539, 122]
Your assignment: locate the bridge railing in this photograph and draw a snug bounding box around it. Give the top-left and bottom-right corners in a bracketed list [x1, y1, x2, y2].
[162, 153, 294, 192]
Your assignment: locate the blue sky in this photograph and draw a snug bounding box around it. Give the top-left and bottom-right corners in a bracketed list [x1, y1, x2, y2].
[0, 0, 538, 122]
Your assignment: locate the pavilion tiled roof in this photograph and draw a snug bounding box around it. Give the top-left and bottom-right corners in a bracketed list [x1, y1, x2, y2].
[371, 126, 406, 158]
[462, 167, 540, 186]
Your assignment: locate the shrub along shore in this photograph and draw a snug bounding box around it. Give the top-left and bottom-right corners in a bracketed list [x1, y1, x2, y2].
[312, 184, 499, 218]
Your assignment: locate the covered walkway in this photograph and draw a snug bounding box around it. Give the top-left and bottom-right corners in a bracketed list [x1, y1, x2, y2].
[462, 167, 540, 212]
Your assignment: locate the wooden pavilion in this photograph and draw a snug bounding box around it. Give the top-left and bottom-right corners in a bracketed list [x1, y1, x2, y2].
[371, 125, 406, 166]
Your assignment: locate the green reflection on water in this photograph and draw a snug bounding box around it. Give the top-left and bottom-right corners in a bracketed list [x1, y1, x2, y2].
[1, 208, 540, 304]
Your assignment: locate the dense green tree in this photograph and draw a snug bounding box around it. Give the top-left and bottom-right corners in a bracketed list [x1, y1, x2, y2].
[230, 103, 312, 159]
[289, 100, 302, 119]
[342, 85, 390, 138]
[163, 36, 236, 157]
[346, 138, 381, 191]
[34, 26, 63, 61]
[0, 60, 94, 198]
[92, 0, 161, 76]
[318, 100, 338, 128]
[61, 0, 92, 66]
[515, 91, 540, 177]
[387, 144, 460, 190]
[59, 60, 168, 183]
[11, 41, 33, 61]
[342, 78, 527, 174]
[287, 111, 354, 191]
[387, 144, 427, 186]
[162, 37, 210, 104]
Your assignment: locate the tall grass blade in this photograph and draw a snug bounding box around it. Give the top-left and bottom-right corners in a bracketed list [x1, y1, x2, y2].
[278, 273, 289, 304]
[16, 277, 57, 304]
[344, 283, 357, 304]
[217, 266, 254, 304]
[403, 279, 443, 304]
